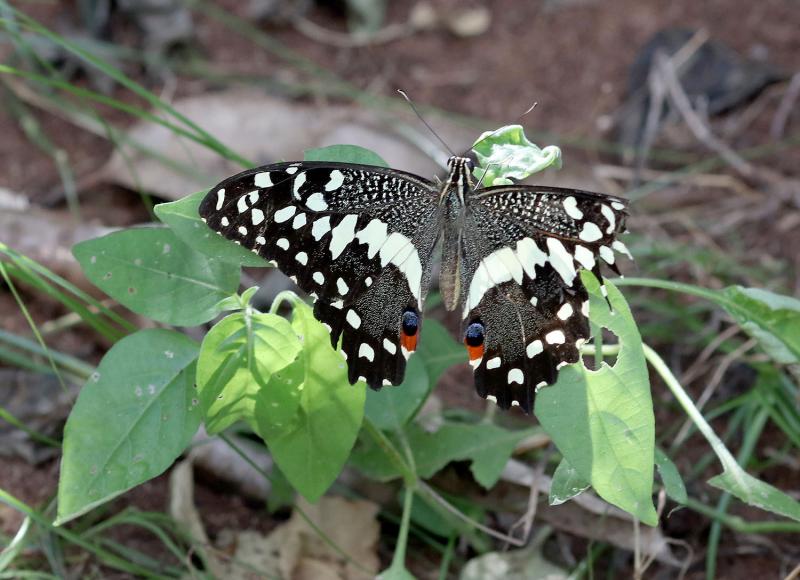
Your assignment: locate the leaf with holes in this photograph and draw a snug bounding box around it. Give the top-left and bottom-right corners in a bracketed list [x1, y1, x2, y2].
[73, 228, 240, 326]
[254, 300, 365, 502]
[535, 273, 657, 526]
[471, 124, 562, 186]
[155, 191, 271, 267]
[56, 329, 200, 524]
[549, 458, 591, 506]
[197, 311, 302, 434]
[365, 355, 430, 431]
[719, 286, 800, 365]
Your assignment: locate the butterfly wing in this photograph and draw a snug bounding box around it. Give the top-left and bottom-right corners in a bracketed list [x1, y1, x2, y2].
[461, 185, 630, 412]
[199, 162, 440, 389]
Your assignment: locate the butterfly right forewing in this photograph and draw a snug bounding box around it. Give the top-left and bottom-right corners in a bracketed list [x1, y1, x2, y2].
[199, 162, 441, 389]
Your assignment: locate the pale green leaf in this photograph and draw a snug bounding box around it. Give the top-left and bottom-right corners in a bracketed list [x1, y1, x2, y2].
[471, 125, 561, 187]
[415, 319, 466, 386]
[197, 311, 301, 434]
[535, 273, 657, 525]
[255, 300, 366, 502]
[304, 144, 388, 167]
[73, 228, 240, 326]
[57, 329, 200, 524]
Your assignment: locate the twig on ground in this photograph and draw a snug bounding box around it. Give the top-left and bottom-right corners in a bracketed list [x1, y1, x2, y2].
[770, 72, 800, 139]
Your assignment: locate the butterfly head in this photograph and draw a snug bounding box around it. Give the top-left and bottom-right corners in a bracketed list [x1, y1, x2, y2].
[444, 156, 476, 194]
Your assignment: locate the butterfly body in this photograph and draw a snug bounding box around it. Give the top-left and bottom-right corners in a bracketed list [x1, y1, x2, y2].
[200, 156, 629, 413]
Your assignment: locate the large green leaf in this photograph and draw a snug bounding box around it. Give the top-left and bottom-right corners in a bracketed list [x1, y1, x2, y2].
[535, 274, 658, 525]
[364, 355, 430, 431]
[57, 329, 200, 524]
[304, 144, 388, 167]
[719, 286, 800, 365]
[351, 422, 536, 488]
[471, 125, 561, 186]
[255, 300, 366, 502]
[155, 191, 271, 267]
[415, 319, 466, 386]
[197, 311, 302, 434]
[73, 228, 240, 326]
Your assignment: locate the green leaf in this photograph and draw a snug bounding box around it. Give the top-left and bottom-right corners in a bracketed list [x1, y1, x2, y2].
[73, 228, 240, 326]
[549, 458, 591, 506]
[654, 448, 687, 504]
[254, 300, 366, 502]
[535, 274, 658, 525]
[365, 356, 430, 431]
[197, 311, 302, 434]
[155, 191, 271, 268]
[57, 329, 200, 524]
[351, 422, 535, 488]
[415, 319, 466, 386]
[304, 144, 388, 167]
[719, 286, 800, 364]
[471, 125, 562, 186]
[708, 470, 800, 522]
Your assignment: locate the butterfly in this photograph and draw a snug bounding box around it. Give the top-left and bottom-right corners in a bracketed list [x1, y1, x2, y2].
[199, 156, 630, 413]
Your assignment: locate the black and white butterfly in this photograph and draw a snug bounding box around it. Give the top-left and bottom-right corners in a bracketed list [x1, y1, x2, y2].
[199, 156, 630, 413]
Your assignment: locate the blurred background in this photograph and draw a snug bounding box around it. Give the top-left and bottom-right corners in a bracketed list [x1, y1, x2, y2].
[0, 1, 798, 578]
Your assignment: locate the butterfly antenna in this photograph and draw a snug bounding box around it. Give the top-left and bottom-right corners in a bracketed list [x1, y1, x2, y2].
[397, 89, 456, 157]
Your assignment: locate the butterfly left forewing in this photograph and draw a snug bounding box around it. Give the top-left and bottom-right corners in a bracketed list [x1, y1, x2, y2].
[199, 162, 440, 389]
[460, 185, 630, 412]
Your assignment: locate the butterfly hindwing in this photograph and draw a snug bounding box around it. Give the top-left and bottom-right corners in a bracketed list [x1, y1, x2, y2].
[459, 185, 630, 412]
[199, 162, 440, 390]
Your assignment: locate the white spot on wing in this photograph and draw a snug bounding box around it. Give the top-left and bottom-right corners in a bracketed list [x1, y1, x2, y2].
[221, 217, 229, 227]
[563, 196, 583, 219]
[336, 278, 349, 295]
[256, 236, 266, 245]
[601, 204, 616, 233]
[306, 192, 328, 212]
[216, 189, 225, 210]
[251, 208, 265, 225]
[612, 240, 632, 259]
[346, 309, 361, 328]
[546, 237, 577, 285]
[383, 338, 397, 354]
[285, 166, 298, 175]
[331, 299, 344, 309]
[579, 222, 603, 242]
[293, 172, 306, 199]
[611, 201, 625, 211]
[325, 170, 345, 191]
[516, 237, 547, 279]
[329, 214, 358, 259]
[238, 226, 248, 236]
[508, 368, 524, 384]
[359, 343, 375, 361]
[573, 244, 595, 270]
[312, 216, 331, 240]
[274, 206, 296, 223]
[486, 357, 501, 369]
[599, 245, 615, 264]
[254, 172, 272, 187]
[557, 303, 574, 320]
[237, 195, 249, 214]
[356, 219, 389, 259]
[545, 330, 566, 344]
[276, 238, 289, 250]
[292, 212, 307, 229]
[526, 340, 543, 358]
[313, 271, 325, 285]
[295, 252, 308, 265]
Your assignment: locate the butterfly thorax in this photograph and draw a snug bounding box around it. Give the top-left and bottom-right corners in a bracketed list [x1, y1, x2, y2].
[439, 156, 475, 311]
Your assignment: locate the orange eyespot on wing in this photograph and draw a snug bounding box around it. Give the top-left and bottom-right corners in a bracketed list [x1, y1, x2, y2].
[465, 341, 484, 361]
[401, 330, 419, 353]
